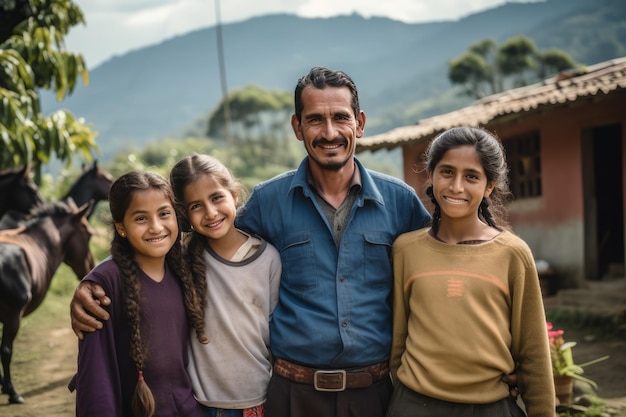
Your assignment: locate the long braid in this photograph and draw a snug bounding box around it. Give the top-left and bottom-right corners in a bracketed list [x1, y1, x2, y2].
[107, 171, 193, 417]
[168, 237, 208, 344]
[111, 235, 155, 417]
[170, 153, 246, 330]
[185, 232, 209, 311]
[479, 197, 499, 229]
[425, 185, 441, 235]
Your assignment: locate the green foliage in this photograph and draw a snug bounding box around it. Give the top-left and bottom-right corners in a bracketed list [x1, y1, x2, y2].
[0, 0, 98, 182]
[207, 85, 293, 143]
[103, 133, 306, 201]
[497, 36, 537, 75]
[448, 35, 579, 99]
[448, 51, 494, 98]
[538, 49, 577, 79]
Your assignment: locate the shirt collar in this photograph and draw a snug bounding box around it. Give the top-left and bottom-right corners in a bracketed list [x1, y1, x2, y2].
[289, 157, 384, 205]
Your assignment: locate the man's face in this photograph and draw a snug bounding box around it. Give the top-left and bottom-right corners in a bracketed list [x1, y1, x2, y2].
[291, 85, 365, 171]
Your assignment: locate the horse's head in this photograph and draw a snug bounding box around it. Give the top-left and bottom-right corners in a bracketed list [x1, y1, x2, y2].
[84, 161, 114, 203]
[0, 165, 45, 217]
[67, 161, 114, 207]
[59, 198, 96, 278]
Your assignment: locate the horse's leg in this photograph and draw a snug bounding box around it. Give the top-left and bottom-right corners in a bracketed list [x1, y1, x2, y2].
[1, 315, 24, 404]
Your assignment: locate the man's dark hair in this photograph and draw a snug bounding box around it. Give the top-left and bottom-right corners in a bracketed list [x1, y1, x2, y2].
[294, 66, 360, 122]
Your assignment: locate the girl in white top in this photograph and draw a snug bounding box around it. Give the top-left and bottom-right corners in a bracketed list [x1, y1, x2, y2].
[170, 154, 281, 417]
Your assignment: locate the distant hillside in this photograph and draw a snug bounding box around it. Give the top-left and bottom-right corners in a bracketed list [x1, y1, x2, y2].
[41, 0, 626, 162]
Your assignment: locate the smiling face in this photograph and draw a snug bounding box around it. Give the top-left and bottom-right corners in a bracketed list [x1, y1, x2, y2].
[291, 85, 365, 172]
[183, 173, 239, 245]
[115, 188, 178, 270]
[430, 145, 495, 224]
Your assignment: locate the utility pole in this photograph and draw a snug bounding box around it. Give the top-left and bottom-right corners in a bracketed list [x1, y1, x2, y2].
[214, 0, 233, 146]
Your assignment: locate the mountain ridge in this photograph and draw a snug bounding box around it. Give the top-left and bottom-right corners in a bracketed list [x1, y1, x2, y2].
[41, 0, 626, 161]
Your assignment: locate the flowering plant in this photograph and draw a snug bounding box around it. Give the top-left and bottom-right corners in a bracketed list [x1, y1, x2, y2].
[547, 322, 609, 389]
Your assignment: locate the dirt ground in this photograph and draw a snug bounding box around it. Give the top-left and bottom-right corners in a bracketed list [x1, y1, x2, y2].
[1, 307, 625, 416]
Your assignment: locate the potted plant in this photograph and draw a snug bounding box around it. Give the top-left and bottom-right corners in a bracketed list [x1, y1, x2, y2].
[547, 322, 609, 404]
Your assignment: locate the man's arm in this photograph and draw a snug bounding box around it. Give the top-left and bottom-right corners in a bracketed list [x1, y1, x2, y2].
[70, 281, 111, 340]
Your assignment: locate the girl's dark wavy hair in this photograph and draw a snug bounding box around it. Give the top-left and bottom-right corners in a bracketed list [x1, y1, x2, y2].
[424, 126, 512, 235]
[169, 154, 245, 314]
[108, 171, 208, 417]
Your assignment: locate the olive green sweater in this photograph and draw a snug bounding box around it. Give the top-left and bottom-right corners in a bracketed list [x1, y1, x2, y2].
[391, 228, 555, 417]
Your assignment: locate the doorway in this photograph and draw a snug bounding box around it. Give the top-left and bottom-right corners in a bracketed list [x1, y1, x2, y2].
[590, 124, 624, 280]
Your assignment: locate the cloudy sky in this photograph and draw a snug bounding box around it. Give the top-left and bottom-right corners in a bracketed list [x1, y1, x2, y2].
[66, 0, 538, 68]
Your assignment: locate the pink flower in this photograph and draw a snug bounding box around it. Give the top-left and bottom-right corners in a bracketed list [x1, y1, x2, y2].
[546, 321, 608, 389]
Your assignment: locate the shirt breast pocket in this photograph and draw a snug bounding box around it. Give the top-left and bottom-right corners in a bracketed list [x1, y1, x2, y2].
[363, 232, 393, 260]
[281, 231, 316, 291]
[361, 232, 393, 287]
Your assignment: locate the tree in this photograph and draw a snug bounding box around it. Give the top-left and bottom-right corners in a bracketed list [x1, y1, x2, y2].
[206, 85, 302, 178]
[0, 0, 99, 182]
[207, 85, 293, 142]
[448, 35, 578, 99]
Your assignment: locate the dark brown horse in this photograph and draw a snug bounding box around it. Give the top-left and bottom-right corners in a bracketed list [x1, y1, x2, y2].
[0, 161, 113, 230]
[62, 161, 114, 217]
[0, 166, 45, 219]
[0, 199, 94, 404]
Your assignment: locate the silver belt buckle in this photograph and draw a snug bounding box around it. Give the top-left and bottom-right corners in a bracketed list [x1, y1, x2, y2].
[313, 369, 347, 392]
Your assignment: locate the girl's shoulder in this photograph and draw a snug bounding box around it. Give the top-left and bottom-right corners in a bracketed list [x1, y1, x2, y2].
[494, 230, 536, 263]
[497, 230, 532, 250]
[393, 227, 431, 248]
[82, 257, 122, 290]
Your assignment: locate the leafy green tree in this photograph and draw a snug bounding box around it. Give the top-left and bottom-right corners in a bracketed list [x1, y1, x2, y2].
[537, 49, 577, 79]
[208, 84, 293, 142]
[497, 36, 538, 87]
[448, 35, 578, 99]
[206, 85, 302, 180]
[0, 0, 98, 182]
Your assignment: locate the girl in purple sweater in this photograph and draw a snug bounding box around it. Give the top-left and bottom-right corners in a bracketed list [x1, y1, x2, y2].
[70, 171, 208, 417]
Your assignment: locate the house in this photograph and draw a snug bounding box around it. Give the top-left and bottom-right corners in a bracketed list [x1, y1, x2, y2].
[357, 57, 626, 291]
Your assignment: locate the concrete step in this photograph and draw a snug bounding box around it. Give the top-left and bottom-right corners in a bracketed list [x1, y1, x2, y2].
[544, 280, 626, 317]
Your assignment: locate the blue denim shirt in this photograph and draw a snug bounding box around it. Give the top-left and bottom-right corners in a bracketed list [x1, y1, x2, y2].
[236, 157, 430, 368]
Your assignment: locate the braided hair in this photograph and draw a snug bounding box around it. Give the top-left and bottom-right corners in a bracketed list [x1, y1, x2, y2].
[424, 127, 511, 235]
[169, 154, 246, 315]
[108, 171, 208, 417]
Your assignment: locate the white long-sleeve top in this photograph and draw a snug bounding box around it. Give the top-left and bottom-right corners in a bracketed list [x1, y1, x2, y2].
[187, 232, 281, 409]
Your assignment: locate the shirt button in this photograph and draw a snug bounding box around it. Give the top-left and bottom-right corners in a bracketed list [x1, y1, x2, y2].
[342, 322, 347, 327]
[340, 276, 345, 282]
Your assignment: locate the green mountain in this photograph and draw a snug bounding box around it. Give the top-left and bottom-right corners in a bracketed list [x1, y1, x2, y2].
[41, 0, 626, 162]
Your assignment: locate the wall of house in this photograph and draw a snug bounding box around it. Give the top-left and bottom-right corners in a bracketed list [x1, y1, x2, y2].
[400, 93, 626, 289]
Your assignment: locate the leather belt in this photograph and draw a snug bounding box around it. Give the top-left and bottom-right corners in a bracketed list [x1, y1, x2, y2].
[273, 358, 389, 392]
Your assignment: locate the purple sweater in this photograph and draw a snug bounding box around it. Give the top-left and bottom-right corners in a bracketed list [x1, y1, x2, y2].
[71, 258, 202, 417]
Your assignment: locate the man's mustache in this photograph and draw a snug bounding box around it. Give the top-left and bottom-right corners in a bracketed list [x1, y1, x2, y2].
[312, 138, 347, 148]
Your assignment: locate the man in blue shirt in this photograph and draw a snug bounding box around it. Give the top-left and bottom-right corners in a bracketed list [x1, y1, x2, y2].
[235, 67, 430, 416]
[69, 66, 432, 416]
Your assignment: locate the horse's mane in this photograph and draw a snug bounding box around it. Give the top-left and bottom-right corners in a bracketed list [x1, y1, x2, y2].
[7, 200, 74, 231]
[29, 200, 73, 217]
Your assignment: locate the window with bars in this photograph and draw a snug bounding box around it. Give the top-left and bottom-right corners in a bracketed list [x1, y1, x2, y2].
[505, 131, 542, 198]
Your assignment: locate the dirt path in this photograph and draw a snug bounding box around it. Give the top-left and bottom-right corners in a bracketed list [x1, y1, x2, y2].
[1, 297, 625, 416]
[0, 293, 78, 417]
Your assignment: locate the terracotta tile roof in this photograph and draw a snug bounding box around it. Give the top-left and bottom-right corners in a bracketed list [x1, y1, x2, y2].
[357, 57, 626, 153]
